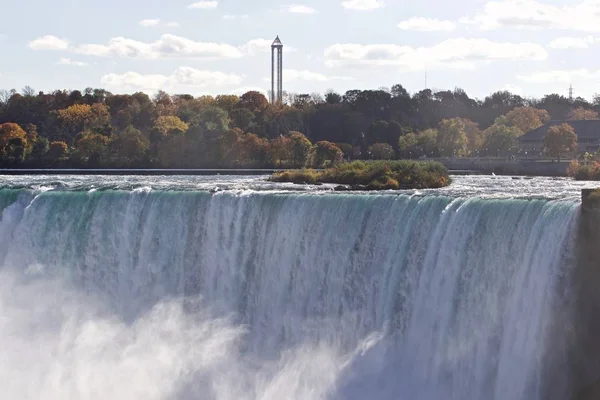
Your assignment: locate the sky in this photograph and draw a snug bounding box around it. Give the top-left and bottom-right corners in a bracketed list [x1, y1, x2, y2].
[1, 0, 600, 100]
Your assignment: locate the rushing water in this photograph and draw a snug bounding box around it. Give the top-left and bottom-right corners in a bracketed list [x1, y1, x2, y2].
[0, 175, 584, 399]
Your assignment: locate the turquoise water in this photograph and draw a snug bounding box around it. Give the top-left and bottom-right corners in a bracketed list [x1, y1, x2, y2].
[0, 178, 581, 399]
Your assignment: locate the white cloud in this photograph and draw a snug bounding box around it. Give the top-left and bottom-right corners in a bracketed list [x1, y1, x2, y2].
[58, 57, 88, 67]
[516, 68, 600, 84]
[188, 1, 218, 9]
[223, 14, 249, 20]
[501, 83, 523, 95]
[324, 38, 547, 70]
[284, 69, 354, 82]
[101, 67, 242, 93]
[231, 86, 268, 96]
[73, 34, 243, 59]
[139, 19, 180, 28]
[139, 19, 160, 27]
[342, 0, 383, 10]
[29, 35, 69, 51]
[286, 4, 317, 13]
[241, 38, 296, 54]
[462, 0, 600, 32]
[397, 17, 455, 31]
[549, 36, 595, 49]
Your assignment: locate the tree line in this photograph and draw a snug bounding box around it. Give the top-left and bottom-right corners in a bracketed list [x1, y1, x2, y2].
[0, 85, 597, 168]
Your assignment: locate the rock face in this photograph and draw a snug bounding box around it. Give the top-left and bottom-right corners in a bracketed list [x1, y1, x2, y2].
[570, 190, 600, 400]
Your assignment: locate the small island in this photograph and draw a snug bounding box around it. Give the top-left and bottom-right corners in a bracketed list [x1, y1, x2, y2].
[568, 161, 600, 181]
[270, 160, 451, 190]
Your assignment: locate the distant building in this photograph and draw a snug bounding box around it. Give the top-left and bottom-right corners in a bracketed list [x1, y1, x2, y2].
[519, 120, 600, 155]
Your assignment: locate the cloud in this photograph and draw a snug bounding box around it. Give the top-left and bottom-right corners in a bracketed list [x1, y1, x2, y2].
[324, 38, 547, 70]
[29, 35, 69, 51]
[101, 67, 242, 92]
[516, 68, 600, 83]
[139, 19, 180, 28]
[284, 69, 354, 82]
[231, 86, 268, 96]
[223, 14, 249, 20]
[549, 36, 595, 49]
[286, 4, 317, 13]
[241, 38, 296, 54]
[501, 83, 523, 95]
[397, 17, 455, 31]
[461, 0, 600, 32]
[73, 34, 244, 59]
[139, 19, 160, 27]
[188, 1, 218, 9]
[342, 0, 383, 10]
[58, 57, 88, 67]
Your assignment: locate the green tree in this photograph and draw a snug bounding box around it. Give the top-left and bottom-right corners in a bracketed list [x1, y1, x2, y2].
[398, 129, 439, 159]
[111, 125, 150, 166]
[288, 131, 312, 167]
[189, 106, 230, 136]
[437, 118, 468, 157]
[229, 108, 256, 132]
[482, 123, 521, 156]
[368, 143, 395, 159]
[544, 123, 578, 161]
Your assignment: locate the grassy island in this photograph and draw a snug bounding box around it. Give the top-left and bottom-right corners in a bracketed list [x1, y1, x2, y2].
[270, 160, 451, 190]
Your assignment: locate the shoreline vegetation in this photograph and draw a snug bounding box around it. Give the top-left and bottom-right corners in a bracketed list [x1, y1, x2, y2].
[568, 161, 600, 181]
[270, 160, 451, 190]
[0, 84, 598, 173]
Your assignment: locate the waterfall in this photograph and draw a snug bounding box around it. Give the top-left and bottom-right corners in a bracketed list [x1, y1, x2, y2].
[0, 188, 579, 400]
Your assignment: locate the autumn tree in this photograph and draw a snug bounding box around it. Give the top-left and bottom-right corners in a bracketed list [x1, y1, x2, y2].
[239, 91, 269, 113]
[505, 106, 550, 135]
[55, 103, 111, 140]
[72, 132, 110, 165]
[47, 141, 69, 161]
[236, 133, 268, 166]
[152, 115, 189, 137]
[0, 122, 29, 148]
[214, 95, 240, 112]
[544, 123, 578, 161]
[307, 141, 344, 168]
[567, 107, 599, 120]
[268, 135, 292, 167]
[368, 143, 394, 159]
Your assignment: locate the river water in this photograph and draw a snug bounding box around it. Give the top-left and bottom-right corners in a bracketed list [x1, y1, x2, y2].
[0, 174, 589, 400]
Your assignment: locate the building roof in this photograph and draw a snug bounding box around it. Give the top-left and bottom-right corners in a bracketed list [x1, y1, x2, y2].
[272, 36, 283, 47]
[519, 119, 600, 142]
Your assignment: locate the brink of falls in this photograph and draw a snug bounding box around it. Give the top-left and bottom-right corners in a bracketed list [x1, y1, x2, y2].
[0, 186, 591, 400]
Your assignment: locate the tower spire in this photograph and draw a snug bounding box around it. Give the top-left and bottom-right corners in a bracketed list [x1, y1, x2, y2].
[271, 35, 283, 104]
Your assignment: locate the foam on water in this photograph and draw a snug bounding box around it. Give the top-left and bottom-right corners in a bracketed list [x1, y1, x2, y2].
[0, 182, 581, 400]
